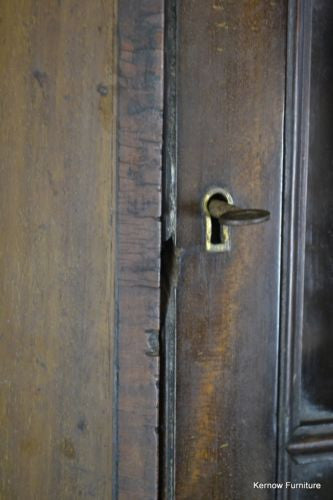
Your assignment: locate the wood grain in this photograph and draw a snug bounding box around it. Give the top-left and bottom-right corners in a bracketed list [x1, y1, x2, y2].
[0, 1, 117, 498]
[116, 1, 164, 499]
[174, 1, 286, 498]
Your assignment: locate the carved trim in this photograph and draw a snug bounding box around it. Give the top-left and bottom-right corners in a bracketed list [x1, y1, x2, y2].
[277, 0, 313, 487]
[288, 424, 333, 464]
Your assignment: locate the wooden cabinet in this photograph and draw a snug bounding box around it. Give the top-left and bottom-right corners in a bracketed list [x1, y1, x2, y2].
[1, 1, 333, 499]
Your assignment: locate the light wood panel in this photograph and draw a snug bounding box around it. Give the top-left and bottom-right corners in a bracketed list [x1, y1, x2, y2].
[0, 1, 117, 498]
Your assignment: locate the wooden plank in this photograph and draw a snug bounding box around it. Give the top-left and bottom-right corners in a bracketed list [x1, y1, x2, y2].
[0, 1, 117, 498]
[174, 1, 287, 498]
[116, 1, 164, 499]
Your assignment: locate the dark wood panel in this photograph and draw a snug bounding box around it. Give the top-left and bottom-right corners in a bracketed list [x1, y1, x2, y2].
[174, 1, 286, 498]
[279, 0, 333, 495]
[0, 1, 116, 498]
[301, 0, 333, 418]
[116, 1, 164, 498]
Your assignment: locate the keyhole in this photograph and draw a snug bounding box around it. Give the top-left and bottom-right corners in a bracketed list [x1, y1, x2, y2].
[211, 216, 221, 244]
[208, 193, 227, 245]
[203, 187, 233, 252]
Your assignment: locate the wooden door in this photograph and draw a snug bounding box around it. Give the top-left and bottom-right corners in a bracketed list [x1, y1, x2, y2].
[0, 1, 163, 499]
[161, 1, 333, 499]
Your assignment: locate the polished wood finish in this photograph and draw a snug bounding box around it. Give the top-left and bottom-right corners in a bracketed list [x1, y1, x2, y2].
[116, 1, 164, 498]
[174, 1, 287, 498]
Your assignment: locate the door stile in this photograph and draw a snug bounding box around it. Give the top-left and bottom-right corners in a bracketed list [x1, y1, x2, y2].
[115, 1, 165, 498]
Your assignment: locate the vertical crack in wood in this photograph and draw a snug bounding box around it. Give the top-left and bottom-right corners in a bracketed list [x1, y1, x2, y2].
[160, 0, 178, 497]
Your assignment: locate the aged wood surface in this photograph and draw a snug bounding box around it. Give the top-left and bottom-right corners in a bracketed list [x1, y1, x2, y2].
[116, 1, 164, 499]
[174, 1, 286, 498]
[0, 1, 116, 498]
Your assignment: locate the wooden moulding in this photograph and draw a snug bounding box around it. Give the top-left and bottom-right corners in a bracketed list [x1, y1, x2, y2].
[115, 0, 164, 498]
